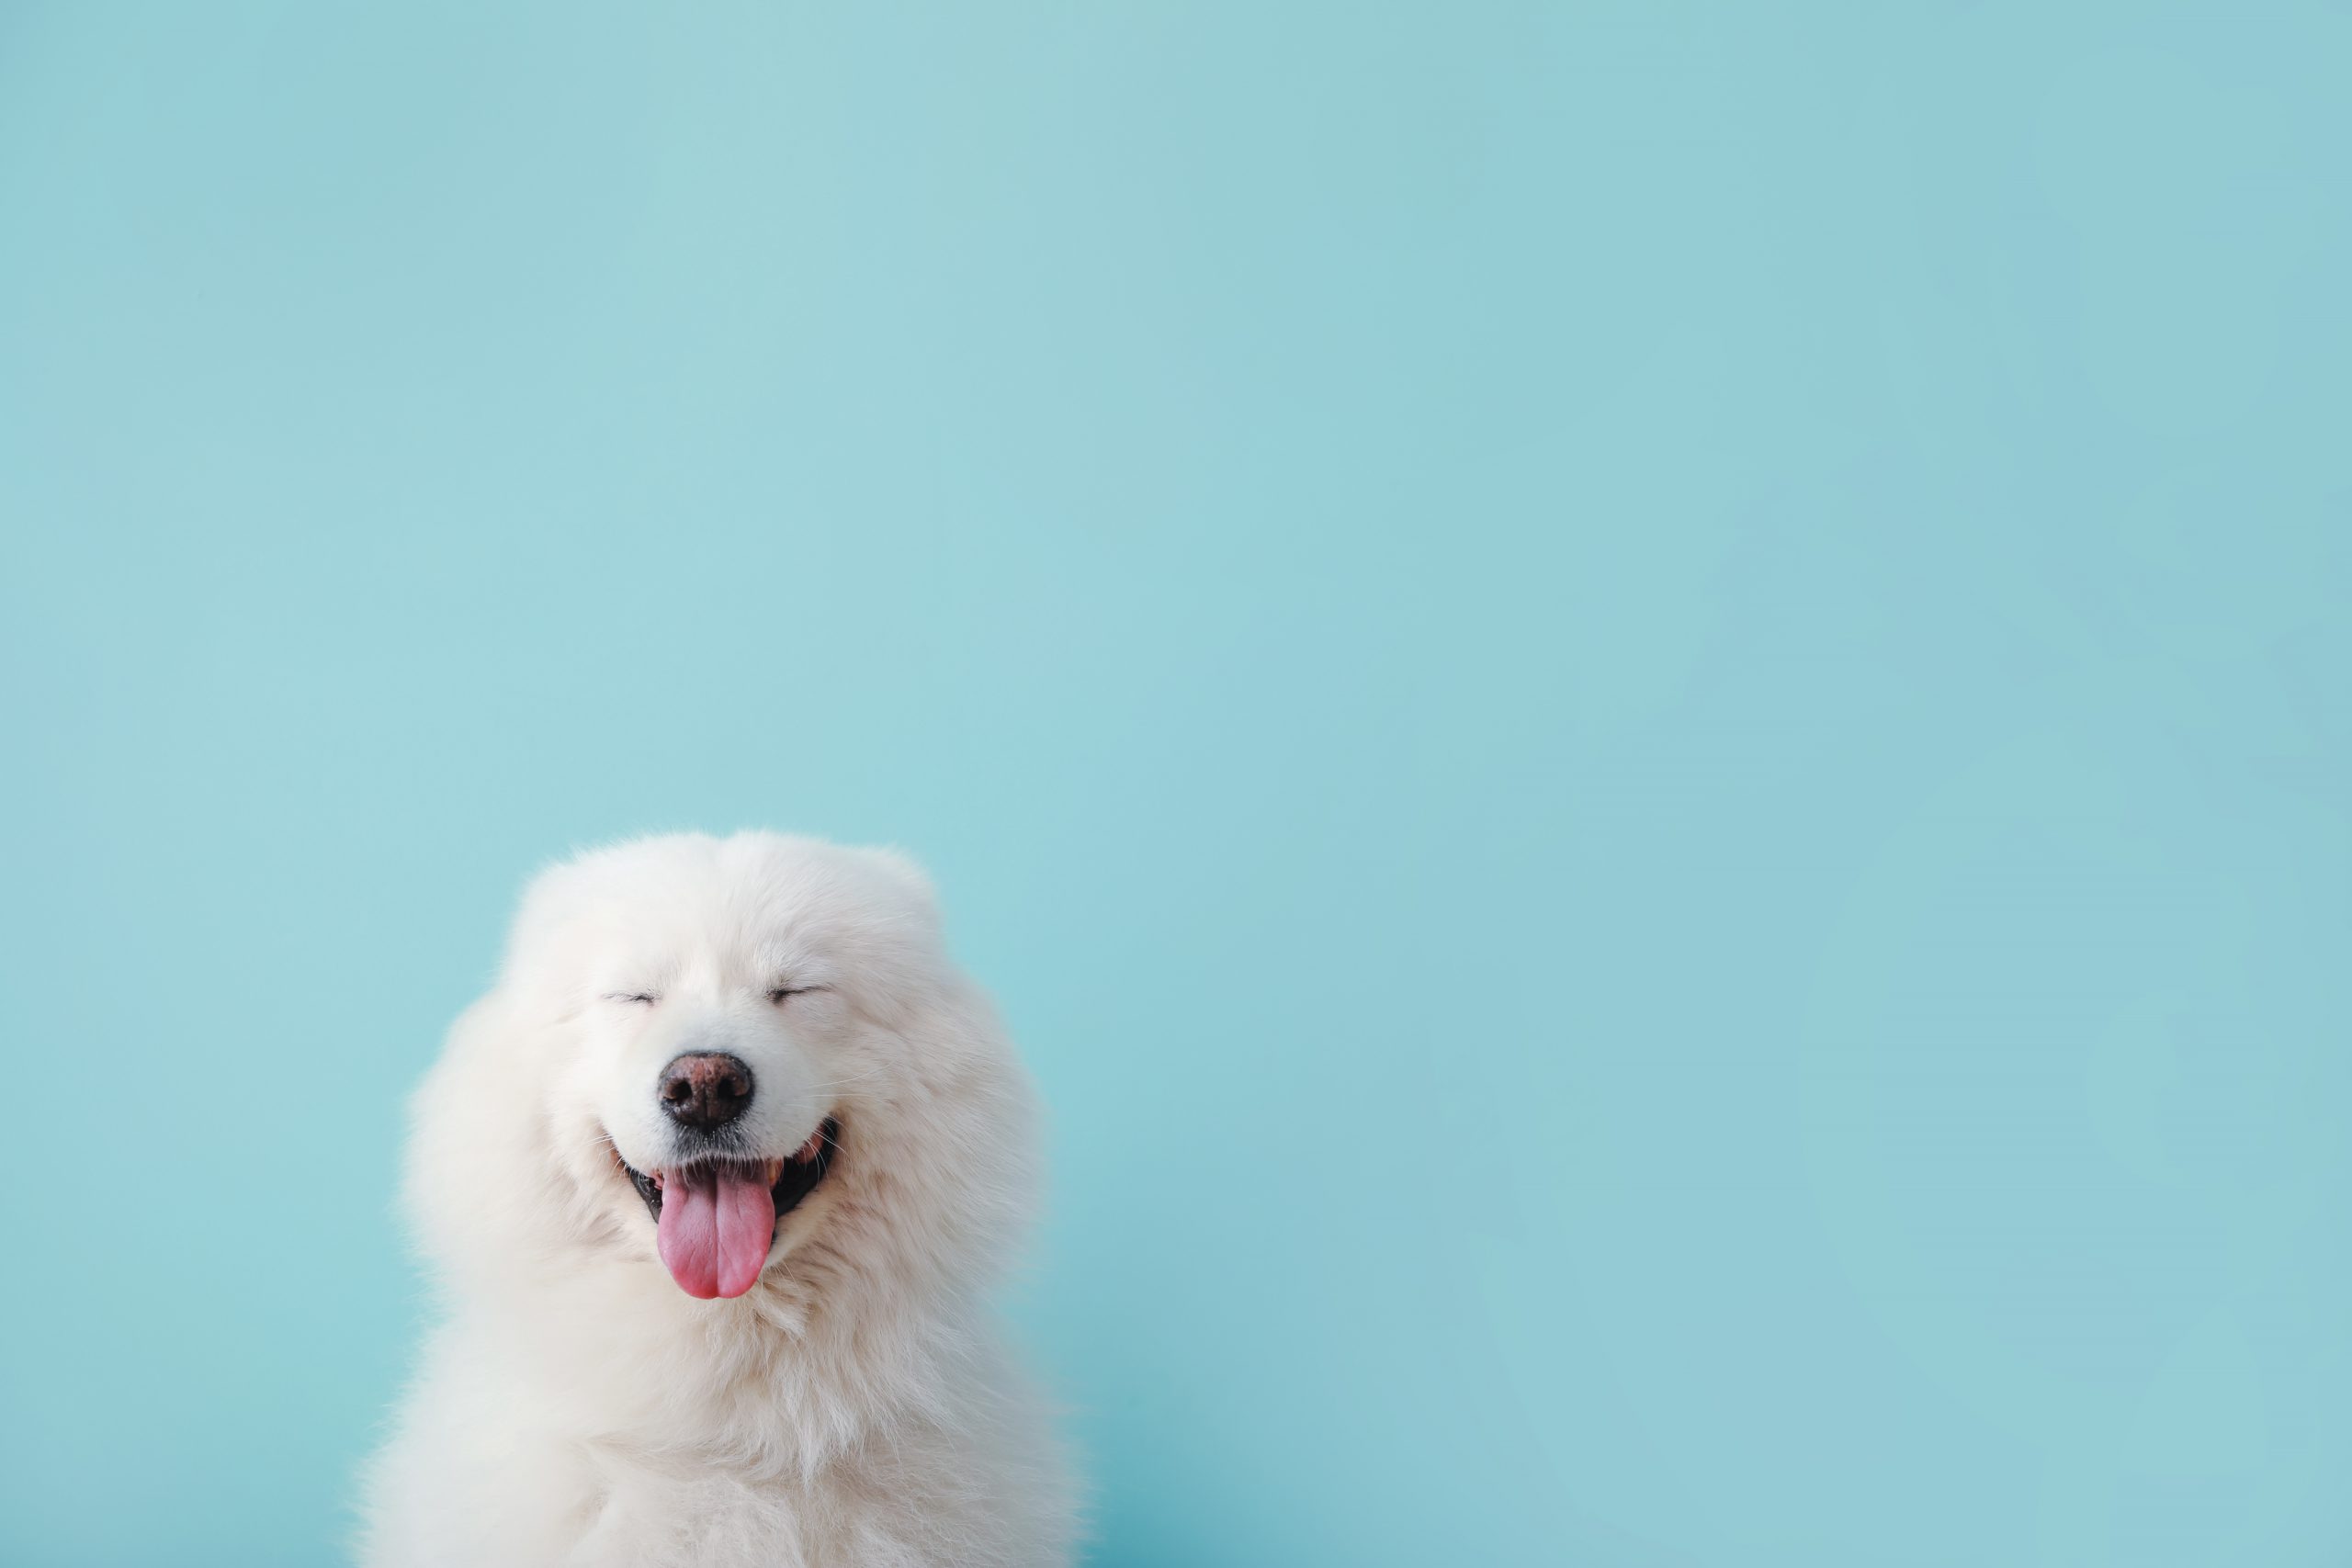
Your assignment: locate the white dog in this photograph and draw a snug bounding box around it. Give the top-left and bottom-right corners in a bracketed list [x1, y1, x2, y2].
[360, 832, 1075, 1567]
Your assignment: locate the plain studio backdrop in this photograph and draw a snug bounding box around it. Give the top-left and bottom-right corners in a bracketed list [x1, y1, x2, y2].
[2, 4, 2347, 1565]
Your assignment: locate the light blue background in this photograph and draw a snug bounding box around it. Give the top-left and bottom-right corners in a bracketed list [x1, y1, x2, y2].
[3, 4, 2347, 1564]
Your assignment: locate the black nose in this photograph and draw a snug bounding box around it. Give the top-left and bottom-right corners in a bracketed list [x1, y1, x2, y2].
[658, 1052, 754, 1132]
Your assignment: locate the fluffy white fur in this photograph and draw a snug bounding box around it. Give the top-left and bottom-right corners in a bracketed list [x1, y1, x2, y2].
[361, 832, 1074, 1567]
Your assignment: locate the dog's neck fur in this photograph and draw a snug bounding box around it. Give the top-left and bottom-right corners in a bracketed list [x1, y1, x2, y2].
[458, 1246, 987, 1488]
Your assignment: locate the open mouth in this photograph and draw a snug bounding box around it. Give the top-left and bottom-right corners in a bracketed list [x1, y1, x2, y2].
[616, 1118, 840, 1300]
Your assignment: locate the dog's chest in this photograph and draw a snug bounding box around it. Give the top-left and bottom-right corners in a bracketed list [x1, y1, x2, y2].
[566, 1448, 922, 1568]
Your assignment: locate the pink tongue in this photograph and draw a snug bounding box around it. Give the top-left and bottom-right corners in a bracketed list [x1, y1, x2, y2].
[655, 1168, 777, 1299]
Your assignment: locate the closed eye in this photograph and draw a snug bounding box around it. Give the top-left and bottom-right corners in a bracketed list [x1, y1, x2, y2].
[606, 992, 659, 1006]
[768, 985, 828, 1005]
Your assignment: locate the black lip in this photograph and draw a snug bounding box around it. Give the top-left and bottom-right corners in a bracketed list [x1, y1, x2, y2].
[622, 1117, 841, 1233]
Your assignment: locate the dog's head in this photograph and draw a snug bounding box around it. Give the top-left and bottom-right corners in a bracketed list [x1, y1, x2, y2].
[404, 832, 1036, 1309]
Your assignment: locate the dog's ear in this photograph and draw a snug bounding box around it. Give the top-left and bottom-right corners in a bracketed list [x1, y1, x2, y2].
[497, 854, 597, 986]
[852, 844, 940, 919]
